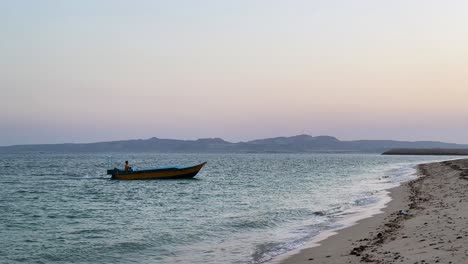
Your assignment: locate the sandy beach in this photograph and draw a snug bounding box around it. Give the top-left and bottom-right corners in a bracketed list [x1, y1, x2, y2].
[281, 158, 468, 264]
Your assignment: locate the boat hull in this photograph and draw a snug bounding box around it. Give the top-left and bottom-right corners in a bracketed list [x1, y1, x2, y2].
[107, 162, 206, 180]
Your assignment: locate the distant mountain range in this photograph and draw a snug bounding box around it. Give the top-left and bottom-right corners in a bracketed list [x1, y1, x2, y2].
[1, 135, 468, 153]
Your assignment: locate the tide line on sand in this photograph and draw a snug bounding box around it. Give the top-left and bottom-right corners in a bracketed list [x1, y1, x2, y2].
[279, 158, 468, 264]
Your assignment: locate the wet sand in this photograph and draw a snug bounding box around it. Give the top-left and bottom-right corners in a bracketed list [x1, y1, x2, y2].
[280, 158, 468, 264]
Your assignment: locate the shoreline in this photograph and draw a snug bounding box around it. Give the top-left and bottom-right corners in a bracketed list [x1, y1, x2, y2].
[270, 189, 395, 264]
[278, 158, 468, 264]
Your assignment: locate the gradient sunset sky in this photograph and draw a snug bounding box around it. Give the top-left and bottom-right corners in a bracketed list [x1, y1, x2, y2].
[1, 0, 468, 146]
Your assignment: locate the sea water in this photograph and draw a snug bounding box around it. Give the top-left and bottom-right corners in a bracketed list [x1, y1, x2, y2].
[0, 153, 456, 264]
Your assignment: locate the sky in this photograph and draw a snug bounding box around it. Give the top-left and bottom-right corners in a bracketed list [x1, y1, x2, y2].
[1, 0, 468, 146]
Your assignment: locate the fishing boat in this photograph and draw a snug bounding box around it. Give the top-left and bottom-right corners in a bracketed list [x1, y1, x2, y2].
[107, 162, 206, 180]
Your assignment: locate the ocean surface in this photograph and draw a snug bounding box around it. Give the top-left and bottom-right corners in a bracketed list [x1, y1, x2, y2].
[0, 153, 456, 264]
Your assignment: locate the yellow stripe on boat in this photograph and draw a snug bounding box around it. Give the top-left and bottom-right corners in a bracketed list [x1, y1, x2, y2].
[107, 162, 206, 180]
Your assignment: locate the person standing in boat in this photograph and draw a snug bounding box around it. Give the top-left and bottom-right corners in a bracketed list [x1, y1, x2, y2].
[124, 161, 132, 172]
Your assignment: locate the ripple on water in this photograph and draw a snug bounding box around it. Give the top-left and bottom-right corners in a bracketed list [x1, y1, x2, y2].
[0, 153, 452, 264]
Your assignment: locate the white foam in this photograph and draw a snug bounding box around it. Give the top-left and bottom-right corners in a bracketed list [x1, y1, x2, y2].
[267, 165, 418, 264]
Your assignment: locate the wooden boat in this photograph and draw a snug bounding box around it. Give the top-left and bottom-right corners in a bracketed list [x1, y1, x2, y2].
[107, 162, 206, 180]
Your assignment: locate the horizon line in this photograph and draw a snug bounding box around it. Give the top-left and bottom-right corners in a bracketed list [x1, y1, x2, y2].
[1, 134, 466, 148]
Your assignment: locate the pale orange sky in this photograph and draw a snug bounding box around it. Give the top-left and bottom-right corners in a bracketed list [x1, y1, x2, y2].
[1, 1, 468, 145]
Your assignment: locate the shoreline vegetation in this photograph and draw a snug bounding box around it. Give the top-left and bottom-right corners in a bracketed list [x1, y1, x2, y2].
[383, 148, 468, 155]
[280, 158, 468, 264]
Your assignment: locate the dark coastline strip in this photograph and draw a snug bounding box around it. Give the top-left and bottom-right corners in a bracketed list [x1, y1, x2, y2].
[382, 148, 468, 155]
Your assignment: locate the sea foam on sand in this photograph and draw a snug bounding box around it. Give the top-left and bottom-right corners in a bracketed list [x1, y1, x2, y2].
[279, 158, 468, 264]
